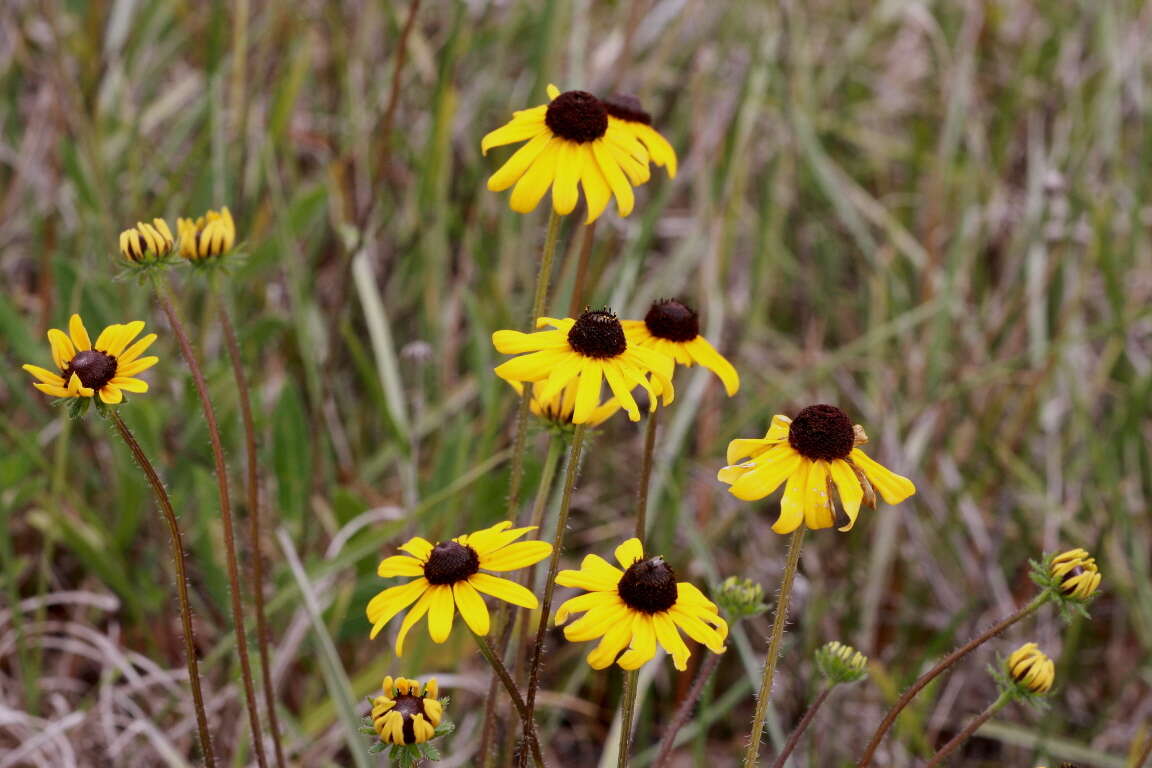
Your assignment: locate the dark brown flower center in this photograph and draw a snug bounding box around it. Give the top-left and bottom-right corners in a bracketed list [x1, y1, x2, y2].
[1059, 565, 1086, 592]
[617, 556, 678, 614]
[788, 404, 855, 461]
[601, 94, 652, 125]
[391, 693, 429, 744]
[63, 349, 118, 390]
[568, 310, 627, 358]
[545, 90, 608, 143]
[644, 299, 699, 342]
[423, 541, 480, 585]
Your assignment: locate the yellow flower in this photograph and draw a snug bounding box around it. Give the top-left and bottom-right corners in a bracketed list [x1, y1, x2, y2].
[1049, 548, 1102, 601]
[527, 380, 622, 427]
[599, 94, 678, 178]
[367, 522, 552, 654]
[554, 538, 727, 671]
[371, 676, 443, 745]
[481, 84, 650, 223]
[1006, 642, 1055, 695]
[22, 314, 158, 405]
[718, 405, 916, 533]
[119, 218, 175, 262]
[492, 310, 674, 424]
[177, 206, 236, 259]
[621, 299, 739, 396]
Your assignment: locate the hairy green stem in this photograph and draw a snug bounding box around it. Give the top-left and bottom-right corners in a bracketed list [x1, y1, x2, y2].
[154, 277, 268, 768]
[473, 632, 546, 768]
[923, 692, 1010, 768]
[634, 409, 659, 540]
[855, 594, 1046, 768]
[109, 411, 216, 768]
[743, 527, 806, 768]
[617, 669, 640, 768]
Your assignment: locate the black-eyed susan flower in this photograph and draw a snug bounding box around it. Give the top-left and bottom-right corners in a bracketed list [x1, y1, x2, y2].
[554, 538, 728, 671]
[718, 405, 916, 533]
[370, 676, 444, 746]
[177, 206, 236, 260]
[1005, 642, 1055, 695]
[524, 380, 621, 429]
[119, 219, 175, 262]
[367, 522, 551, 654]
[599, 94, 677, 179]
[815, 640, 869, 685]
[492, 310, 674, 424]
[22, 314, 158, 404]
[481, 85, 650, 223]
[1049, 548, 1102, 601]
[621, 299, 739, 396]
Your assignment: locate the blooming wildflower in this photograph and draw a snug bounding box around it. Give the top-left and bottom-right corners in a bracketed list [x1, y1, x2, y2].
[119, 219, 175, 262]
[371, 676, 444, 746]
[718, 405, 916, 533]
[526, 380, 621, 428]
[367, 522, 551, 654]
[815, 641, 869, 685]
[492, 310, 674, 424]
[177, 206, 236, 260]
[1049, 548, 1102, 601]
[481, 85, 650, 223]
[1006, 642, 1055, 695]
[554, 538, 727, 671]
[599, 94, 677, 178]
[621, 299, 739, 396]
[22, 314, 158, 404]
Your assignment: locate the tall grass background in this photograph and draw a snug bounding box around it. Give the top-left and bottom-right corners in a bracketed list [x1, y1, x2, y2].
[1, 0, 1150, 766]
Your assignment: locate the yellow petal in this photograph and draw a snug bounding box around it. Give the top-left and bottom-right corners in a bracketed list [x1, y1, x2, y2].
[377, 554, 426, 578]
[601, 359, 640, 422]
[106, 321, 146, 357]
[551, 140, 582, 216]
[509, 141, 559, 214]
[729, 445, 803, 503]
[23, 365, 65, 386]
[452, 580, 491, 635]
[487, 131, 552, 190]
[109, 377, 148, 393]
[850, 449, 916, 505]
[617, 614, 658, 670]
[773, 458, 810, 533]
[367, 578, 429, 639]
[555, 554, 623, 592]
[829, 459, 864, 531]
[33, 382, 72, 398]
[47, 329, 75, 369]
[395, 588, 435, 655]
[398, 537, 434, 560]
[585, 615, 635, 669]
[803, 461, 834, 530]
[614, 538, 644, 570]
[572, 359, 604, 424]
[468, 573, 538, 609]
[652, 611, 692, 671]
[69, 314, 91, 351]
[686, 336, 739, 396]
[494, 348, 572, 383]
[117, 332, 156, 364]
[481, 119, 546, 155]
[479, 540, 552, 571]
[93, 324, 121, 351]
[591, 139, 634, 217]
[579, 144, 611, 223]
[99, 385, 123, 404]
[426, 585, 455, 644]
[116, 356, 158, 377]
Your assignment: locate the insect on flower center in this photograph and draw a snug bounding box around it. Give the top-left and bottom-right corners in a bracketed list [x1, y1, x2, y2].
[423, 541, 480, 585]
[390, 693, 430, 744]
[644, 299, 699, 342]
[63, 349, 118, 390]
[601, 94, 653, 125]
[568, 310, 627, 358]
[788, 404, 856, 461]
[545, 91, 608, 143]
[617, 556, 678, 614]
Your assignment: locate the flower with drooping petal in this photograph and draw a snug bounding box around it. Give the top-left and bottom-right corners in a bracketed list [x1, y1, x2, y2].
[1049, 548, 1102, 601]
[22, 314, 158, 405]
[554, 538, 727, 671]
[119, 218, 175, 262]
[599, 93, 678, 179]
[481, 85, 651, 223]
[492, 310, 674, 424]
[370, 676, 444, 746]
[1006, 642, 1055, 695]
[177, 206, 236, 260]
[718, 405, 915, 533]
[622, 299, 739, 396]
[367, 522, 552, 654]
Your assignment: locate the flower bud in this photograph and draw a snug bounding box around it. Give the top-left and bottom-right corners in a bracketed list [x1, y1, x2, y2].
[1049, 548, 1102, 601]
[814, 640, 868, 685]
[1006, 642, 1055, 695]
[714, 576, 767, 620]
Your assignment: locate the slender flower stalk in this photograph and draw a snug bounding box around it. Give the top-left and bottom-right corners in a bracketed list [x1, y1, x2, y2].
[217, 297, 285, 768]
[743, 527, 807, 768]
[567, 220, 597, 316]
[108, 411, 216, 768]
[523, 424, 588, 738]
[854, 594, 1046, 768]
[152, 276, 268, 768]
[635, 408, 659, 539]
[652, 651, 723, 767]
[768, 686, 832, 768]
[472, 632, 546, 768]
[922, 691, 1011, 768]
[1135, 727, 1152, 768]
[617, 670, 641, 768]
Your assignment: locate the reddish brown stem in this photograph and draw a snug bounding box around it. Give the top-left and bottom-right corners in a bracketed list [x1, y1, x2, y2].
[769, 686, 833, 768]
[652, 652, 723, 767]
[155, 279, 268, 768]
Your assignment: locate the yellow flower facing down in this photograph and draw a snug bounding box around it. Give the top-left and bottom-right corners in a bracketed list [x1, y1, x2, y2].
[22, 314, 158, 405]
[718, 405, 916, 534]
[599, 94, 678, 178]
[621, 299, 739, 396]
[526, 380, 622, 428]
[367, 522, 552, 654]
[1006, 642, 1055, 695]
[492, 310, 674, 424]
[481, 84, 651, 223]
[555, 538, 728, 671]
[119, 218, 175, 262]
[371, 676, 443, 746]
[177, 206, 236, 260]
[1050, 548, 1102, 601]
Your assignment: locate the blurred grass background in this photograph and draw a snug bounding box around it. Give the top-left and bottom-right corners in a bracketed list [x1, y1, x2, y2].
[2, 0, 1151, 766]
